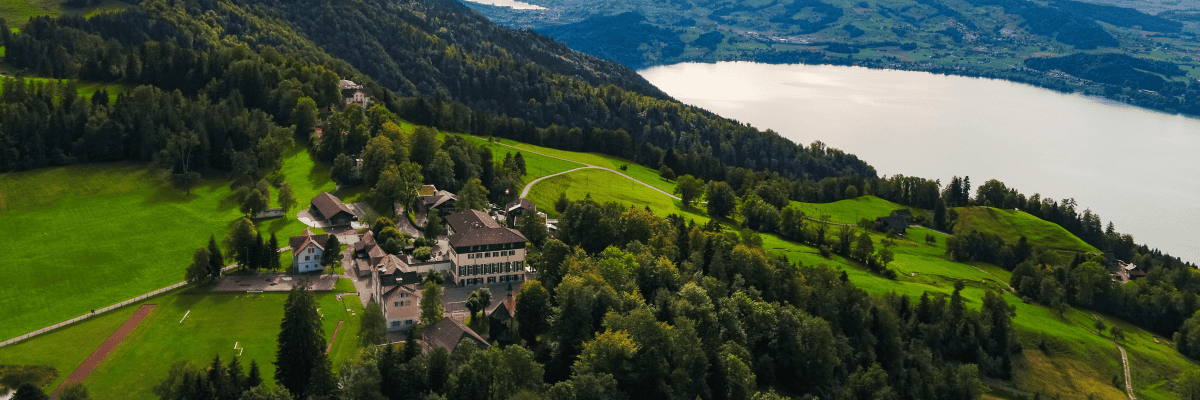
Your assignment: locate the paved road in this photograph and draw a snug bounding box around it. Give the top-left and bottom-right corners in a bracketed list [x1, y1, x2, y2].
[489, 140, 682, 201]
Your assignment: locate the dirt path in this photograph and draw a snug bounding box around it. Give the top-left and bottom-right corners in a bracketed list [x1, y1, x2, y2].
[51, 305, 156, 398]
[325, 320, 344, 355]
[489, 140, 682, 201]
[1118, 344, 1135, 400]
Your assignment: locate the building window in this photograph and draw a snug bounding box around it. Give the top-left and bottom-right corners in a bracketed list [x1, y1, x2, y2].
[304, 256, 310, 261]
[390, 321, 400, 327]
[394, 302, 399, 306]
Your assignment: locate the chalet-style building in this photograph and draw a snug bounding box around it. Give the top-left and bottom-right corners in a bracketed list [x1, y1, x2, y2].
[311, 192, 357, 226]
[875, 209, 912, 234]
[505, 198, 537, 225]
[487, 288, 518, 342]
[421, 318, 489, 354]
[382, 284, 422, 332]
[339, 79, 373, 108]
[419, 186, 458, 217]
[288, 228, 330, 273]
[446, 210, 528, 287]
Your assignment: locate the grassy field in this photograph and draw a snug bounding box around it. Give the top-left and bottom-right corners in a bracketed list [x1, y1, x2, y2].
[0, 76, 127, 103]
[0, 288, 357, 399]
[525, 168, 709, 224]
[788, 196, 922, 224]
[0, 147, 341, 341]
[955, 207, 1099, 253]
[468, 136, 678, 195]
[0, 0, 129, 24]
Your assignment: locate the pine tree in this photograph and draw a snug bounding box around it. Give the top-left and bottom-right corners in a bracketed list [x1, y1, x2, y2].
[267, 233, 281, 271]
[227, 356, 245, 394]
[304, 351, 336, 399]
[246, 360, 263, 389]
[208, 355, 233, 400]
[208, 235, 225, 279]
[250, 233, 265, 272]
[514, 151, 526, 176]
[275, 284, 326, 396]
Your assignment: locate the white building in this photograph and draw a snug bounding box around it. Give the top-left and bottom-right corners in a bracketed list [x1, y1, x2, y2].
[288, 227, 329, 273]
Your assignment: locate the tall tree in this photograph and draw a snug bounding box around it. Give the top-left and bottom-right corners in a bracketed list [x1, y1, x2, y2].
[267, 233, 281, 271]
[368, 162, 423, 215]
[518, 211, 548, 247]
[421, 284, 445, 325]
[705, 181, 736, 219]
[513, 152, 527, 176]
[321, 235, 343, 270]
[275, 284, 327, 397]
[457, 178, 490, 211]
[158, 130, 201, 195]
[673, 175, 704, 207]
[277, 182, 297, 214]
[360, 301, 388, 346]
[466, 288, 492, 322]
[292, 97, 319, 140]
[228, 218, 258, 269]
[246, 360, 263, 389]
[515, 280, 552, 344]
[12, 383, 48, 400]
[208, 235, 225, 278]
[186, 247, 212, 284]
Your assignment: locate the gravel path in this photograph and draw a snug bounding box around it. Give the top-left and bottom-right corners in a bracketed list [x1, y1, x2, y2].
[51, 305, 156, 398]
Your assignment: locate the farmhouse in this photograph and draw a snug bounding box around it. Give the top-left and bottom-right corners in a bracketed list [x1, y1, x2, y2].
[875, 210, 910, 234]
[419, 186, 458, 217]
[446, 209, 528, 287]
[288, 227, 330, 273]
[421, 317, 489, 354]
[339, 79, 373, 108]
[504, 198, 537, 225]
[311, 192, 357, 226]
[487, 289, 518, 342]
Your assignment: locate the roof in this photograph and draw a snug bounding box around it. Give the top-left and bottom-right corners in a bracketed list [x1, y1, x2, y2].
[354, 231, 377, 252]
[418, 185, 438, 197]
[875, 215, 909, 232]
[420, 191, 458, 210]
[505, 198, 536, 214]
[487, 291, 517, 321]
[890, 209, 914, 219]
[422, 317, 489, 353]
[289, 228, 330, 258]
[311, 192, 355, 221]
[383, 284, 422, 322]
[341, 87, 374, 98]
[368, 245, 387, 265]
[446, 210, 527, 248]
[338, 79, 361, 89]
[376, 254, 411, 275]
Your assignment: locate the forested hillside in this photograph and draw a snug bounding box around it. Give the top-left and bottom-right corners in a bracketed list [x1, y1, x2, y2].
[471, 0, 1200, 116]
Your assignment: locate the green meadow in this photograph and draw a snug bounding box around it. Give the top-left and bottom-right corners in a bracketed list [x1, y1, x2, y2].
[525, 167, 709, 224]
[469, 136, 678, 195]
[460, 135, 583, 183]
[0, 76, 128, 106]
[955, 207, 1099, 253]
[788, 195, 921, 224]
[0, 0, 128, 24]
[0, 147, 342, 341]
[0, 288, 357, 400]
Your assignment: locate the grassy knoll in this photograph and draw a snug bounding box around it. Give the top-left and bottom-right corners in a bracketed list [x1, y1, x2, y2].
[525, 168, 709, 224]
[955, 207, 1099, 253]
[789, 196, 922, 224]
[468, 136, 677, 195]
[0, 147, 340, 341]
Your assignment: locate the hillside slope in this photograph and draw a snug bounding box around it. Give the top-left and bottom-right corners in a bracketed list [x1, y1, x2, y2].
[956, 207, 1099, 253]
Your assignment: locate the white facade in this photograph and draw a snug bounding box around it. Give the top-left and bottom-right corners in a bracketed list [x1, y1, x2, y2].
[451, 245, 526, 286]
[294, 242, 324, 273]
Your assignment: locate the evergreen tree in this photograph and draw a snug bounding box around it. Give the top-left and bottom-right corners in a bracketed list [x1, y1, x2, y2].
[304, 351, 336, 399]
[207, 355, 233, 400]
[208, 235, 225, 279]
[246, 360, 263, 389]
[275, 284, 327, 397]
[228, 356, 246, 394]
[12, 383, 48, 400]
[250, 232, 265, 272]
[514, 151, 526, 176]
[360, 301, 388, 346]
[267, 233, 281, 271]
[187, 247, 212, 284]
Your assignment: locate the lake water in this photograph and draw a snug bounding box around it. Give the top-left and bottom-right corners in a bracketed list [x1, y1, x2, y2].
[461, 0, 546, 10]
[640, 62, 1200, 264]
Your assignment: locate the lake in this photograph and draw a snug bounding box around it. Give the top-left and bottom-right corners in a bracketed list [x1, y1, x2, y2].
[461, 0, 546, 10]
[640, 62, 1200, 264]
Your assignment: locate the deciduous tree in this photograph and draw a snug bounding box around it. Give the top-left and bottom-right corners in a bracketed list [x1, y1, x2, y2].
[674, 175, 704, 207]
[421, 284, 445, 325]
[361, 301, 388, 346]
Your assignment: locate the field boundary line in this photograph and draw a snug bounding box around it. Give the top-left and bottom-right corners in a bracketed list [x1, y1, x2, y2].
[50, 304, 156, 399]
[0, 264, 236, 348]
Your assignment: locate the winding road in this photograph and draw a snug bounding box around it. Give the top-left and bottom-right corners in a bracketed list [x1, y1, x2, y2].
[487, 140, 681, 201]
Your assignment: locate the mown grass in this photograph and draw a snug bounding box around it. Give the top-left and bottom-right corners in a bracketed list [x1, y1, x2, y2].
[0, 147, 338, 341]
[788, 196, 921, 224]
[955, 207, 1099, 253]
[525, 168, 709, 224]
[328, 295, 364, 372]
[0, 301, 134, 392]
[469, 136, 677, 195]
[80, 289, 348, 400]
[0, 0, 129, 24]
[0, 76, 128, 107]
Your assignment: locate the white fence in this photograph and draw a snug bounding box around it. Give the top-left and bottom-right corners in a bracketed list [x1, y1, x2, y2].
[0, 264, 238, 348]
